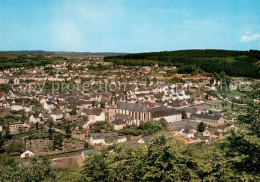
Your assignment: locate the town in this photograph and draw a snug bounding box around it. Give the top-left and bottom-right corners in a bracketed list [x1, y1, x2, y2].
[0, 52, 258, 169]
[1, 0, 259, 180]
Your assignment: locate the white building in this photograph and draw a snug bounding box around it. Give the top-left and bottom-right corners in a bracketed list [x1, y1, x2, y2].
[138, 136, 151, 144]
[50, 110, 64, 121]
[43, 102, 55, 111]
[81, 109, 105, 124]
[180, 128, 194, 139]
[150, 107, 182, 123]
[20, 150, 35, 158]
[29, 115, 41, 124]
[13, 78, 20, 85]
[90, 133, 126, 145]
[90, 133, 111, 145]
[11, 103, 24, 111]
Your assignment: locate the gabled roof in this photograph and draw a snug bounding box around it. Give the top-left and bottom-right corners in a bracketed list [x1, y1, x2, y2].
[182, 128, 194, 134]
[168, 100, 188, 107]
[51, 110, 63, 115]
[111, 119, 127, 125]
[77, 121, 88, 127]
[183, 107, 198, 114]
[141, 136, 151, 143]
[90, 133, 113, 139]
[117, 101, 149, 112]
[190, 113, 222, 121]
[149, 106, 181, 118]
[82, 109, 102, 116]
[39, 112, 49, 118]
[80, 129, 91, 135]
[114, 113, 133, 120]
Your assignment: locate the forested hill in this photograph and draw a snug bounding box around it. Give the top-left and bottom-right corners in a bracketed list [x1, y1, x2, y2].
[105, 49, 260, 78]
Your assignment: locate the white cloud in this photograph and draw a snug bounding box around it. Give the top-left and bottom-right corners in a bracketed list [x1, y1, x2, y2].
[240, 33, 260, 42]
[52, 21, 85, 51]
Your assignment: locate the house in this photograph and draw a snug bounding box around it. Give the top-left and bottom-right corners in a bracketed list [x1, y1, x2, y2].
[80, 129, 91, 138]
[180, 128, 195, 139]
[7, 91, 17, 99]
[190, 134, 210, 144]
[149, 106, 182, 123]
[23, 104, 33, 112]
[40, 98, 47, 104]
[13, 78, 20, 85]
[190, 114, 224, 125]
[43, 101, 55, 111]
[135, 88, 150, 94]
[193, 99, 205, 105]
[0, 92, 5, 101]
[50, 110, 64, 122]
[111, 113, 133, 130]
[182, 107, 199, 117]
[90, 133, 126, 145]
[11, 102, 24, 111]
[19, 75, 28, 81]
[34, 76, 47, 82]
[0, 100, 10, 108]
[0, 75, 10, 84]
[82, 109, 105, 124]
[9, 122, 30, 133]
[167, 100, 189, 109]
[202, 129, 212, 137]
[111, 119, 127, 130]
[213, 131, 223, 139]
[116, 136, 127, 143]
[38, 112, 50, 120]
[90, 133, 112, 145]
[217, 125, 227, 133]
[20, 150, 35, 158]
[65, 113, 78, 121]
[138, 136, 152, 144]
[57, 102, 67, 111]
[29, 114, 41, 124]
[76, 121, 89, 130]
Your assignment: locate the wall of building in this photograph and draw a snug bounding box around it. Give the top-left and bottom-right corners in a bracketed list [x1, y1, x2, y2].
[153, 114, 182, 123]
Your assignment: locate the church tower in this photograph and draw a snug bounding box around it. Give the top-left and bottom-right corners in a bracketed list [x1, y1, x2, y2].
[109, 92, 117, 123]
[111, 92, 117, 106]
[122, 91, 127, 103]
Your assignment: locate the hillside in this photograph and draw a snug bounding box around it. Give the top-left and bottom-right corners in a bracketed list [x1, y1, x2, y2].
[0, 51, 129, 57]
[105, 49, 260, 78]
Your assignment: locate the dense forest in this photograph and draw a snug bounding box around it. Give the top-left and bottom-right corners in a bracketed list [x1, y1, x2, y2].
[0, 53, 64, 70]
[105, 49, 260, 78]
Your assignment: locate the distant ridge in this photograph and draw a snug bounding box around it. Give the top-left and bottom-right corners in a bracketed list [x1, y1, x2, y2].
[104, 49, 260, 78]
[0, 50, 130, 57]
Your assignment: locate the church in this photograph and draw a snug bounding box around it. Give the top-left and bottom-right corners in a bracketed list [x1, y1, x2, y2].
[108, 92, 152, 126]
[109, 92, 182, 128]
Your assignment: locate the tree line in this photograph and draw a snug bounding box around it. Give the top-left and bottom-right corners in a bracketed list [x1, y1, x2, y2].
[105, 49, 260, 78]
[0, 54, 60, 70]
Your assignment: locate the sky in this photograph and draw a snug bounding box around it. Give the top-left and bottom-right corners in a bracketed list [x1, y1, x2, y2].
[0, 0, 259, 52]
